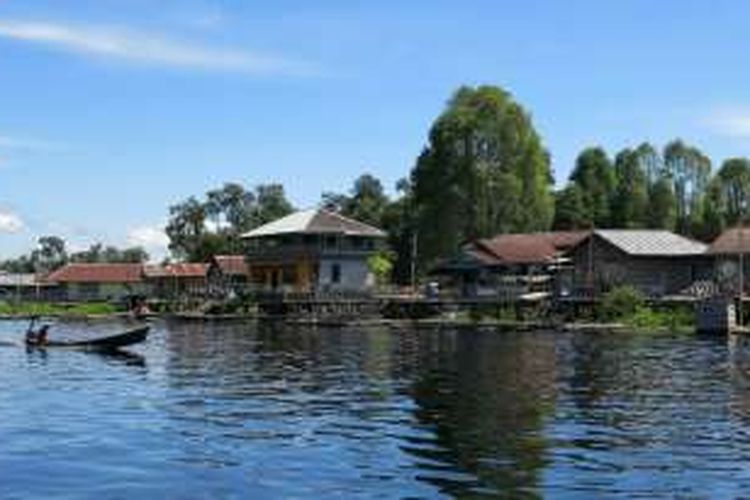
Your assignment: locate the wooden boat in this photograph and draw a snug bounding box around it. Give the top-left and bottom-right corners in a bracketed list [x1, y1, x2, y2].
[38, 325, 150, 350]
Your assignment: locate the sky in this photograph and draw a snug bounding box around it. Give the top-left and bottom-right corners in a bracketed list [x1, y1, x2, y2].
[1, 0, 750, 260]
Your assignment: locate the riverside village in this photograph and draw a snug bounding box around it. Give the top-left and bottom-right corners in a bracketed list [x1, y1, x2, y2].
[8, 3, 750, 496]
[3, 205, 750, 334]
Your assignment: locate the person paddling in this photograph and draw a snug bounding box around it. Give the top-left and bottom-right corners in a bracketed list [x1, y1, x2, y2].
[25, 323, 50, 346]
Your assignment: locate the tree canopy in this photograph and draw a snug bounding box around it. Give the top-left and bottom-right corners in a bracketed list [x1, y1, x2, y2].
[409, 85, 554, 267]
[165, 183, 295, 262]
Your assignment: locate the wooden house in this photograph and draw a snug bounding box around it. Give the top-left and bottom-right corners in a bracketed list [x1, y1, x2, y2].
[143, 263, 208, 298]
[707, 226, 750, 295]
[432, 231, 589, 298]
[567, 230, 711, 297]
[206, 255, 250, 296]
[45, 263, 147, 302]
[241, 208, 386, 293]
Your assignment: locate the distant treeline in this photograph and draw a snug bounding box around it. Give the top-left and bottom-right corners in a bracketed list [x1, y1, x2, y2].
[5, 84, 749, 283]
[0, 237, 148, 274]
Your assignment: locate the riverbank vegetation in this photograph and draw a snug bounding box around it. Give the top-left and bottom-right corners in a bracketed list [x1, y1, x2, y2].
[0, 301, 121, 317]
[599, 286, 694, 331]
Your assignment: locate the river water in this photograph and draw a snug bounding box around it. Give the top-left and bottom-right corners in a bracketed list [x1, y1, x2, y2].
[2, 320, 750, 498]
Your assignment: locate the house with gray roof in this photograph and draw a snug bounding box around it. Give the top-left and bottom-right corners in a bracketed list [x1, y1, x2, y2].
[566, 229, 712, 296]
[241, 208, 386, 292]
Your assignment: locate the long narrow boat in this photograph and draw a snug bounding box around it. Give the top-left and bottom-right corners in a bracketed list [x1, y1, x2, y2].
[42, 325, 150, 349]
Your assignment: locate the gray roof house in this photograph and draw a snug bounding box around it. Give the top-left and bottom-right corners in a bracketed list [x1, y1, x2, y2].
[566, 230, 712, 296]
[241, 208, 386, 292]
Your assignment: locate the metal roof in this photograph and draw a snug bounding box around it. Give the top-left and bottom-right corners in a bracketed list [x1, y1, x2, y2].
[594, 229, 707, 256]
[241, 208, 386, 239]
[0, 273, 48, 287]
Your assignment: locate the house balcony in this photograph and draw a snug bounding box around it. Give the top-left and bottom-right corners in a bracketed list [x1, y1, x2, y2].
[245, 243, 377, 262]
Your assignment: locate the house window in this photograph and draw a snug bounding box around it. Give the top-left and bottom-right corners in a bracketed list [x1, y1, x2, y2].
[331, 263, 341, 284]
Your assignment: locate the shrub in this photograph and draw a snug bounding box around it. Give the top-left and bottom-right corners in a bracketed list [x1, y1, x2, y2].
[599, 286, 644, 321]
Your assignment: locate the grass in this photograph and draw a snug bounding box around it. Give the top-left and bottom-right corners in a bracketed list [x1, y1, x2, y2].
[0, 301, 121, 316]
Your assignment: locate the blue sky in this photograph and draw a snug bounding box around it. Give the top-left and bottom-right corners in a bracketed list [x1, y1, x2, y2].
[1, 0, 750, 260]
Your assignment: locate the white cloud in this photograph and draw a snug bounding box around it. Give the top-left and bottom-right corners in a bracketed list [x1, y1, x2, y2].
[127, 225, 169, 261]
[0, 210, 24, 234]
[704, 107, 750, 138]
[0, 135, 67, 151]
[0, 19, 316, 76]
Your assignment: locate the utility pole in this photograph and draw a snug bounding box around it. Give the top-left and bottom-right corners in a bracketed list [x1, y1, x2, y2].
[410, 232, 418, 294]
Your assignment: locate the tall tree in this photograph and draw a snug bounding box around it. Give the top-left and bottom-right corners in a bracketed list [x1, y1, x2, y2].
[611, 148, 648, 228]
[569, 147, 616, 228]
[31, 236, 67, 272]
[410, 85, 554, 266]
[165, 197, 209, 261]
[663, 140, 711, 234]
[254, 184, 294, 225]
[320, 173, 390, 227]
[552, 184, 589, 230]
[715, 157, 750, 226]
[646, 178, 678, 230]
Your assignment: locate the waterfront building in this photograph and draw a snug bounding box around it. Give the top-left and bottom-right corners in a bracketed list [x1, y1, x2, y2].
[143, 263, 208, 299]
[45, 263, 147, 302]
[0, 272, 58, 301]
[567, 230, 711, 297]
[241, 208, 386, 292]
[206, 255, 250, 296]
[707, 226, 750, 295]
[431, 231, 588, 298]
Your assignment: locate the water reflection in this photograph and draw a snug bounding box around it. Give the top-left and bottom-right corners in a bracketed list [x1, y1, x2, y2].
[404, 328, 558, 496]
[7, 320, 750, 497]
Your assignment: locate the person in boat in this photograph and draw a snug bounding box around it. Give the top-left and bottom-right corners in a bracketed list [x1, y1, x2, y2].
[25, 324, 50, 346]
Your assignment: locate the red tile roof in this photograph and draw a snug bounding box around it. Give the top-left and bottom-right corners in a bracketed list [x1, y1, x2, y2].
[472, 231, 590, 265]
[212, 255, 249, 276]
[46, 263, 144, 283]
[143, 263, 208, 278]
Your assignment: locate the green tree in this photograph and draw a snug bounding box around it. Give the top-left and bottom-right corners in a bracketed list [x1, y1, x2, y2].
[31, 236, 67, 272]
[611, 148, 648, 228]
[552, 184, 589, 229]
[254, 184, 294, 225]
[569, 147, 615, 227]
[165, 197, 208, 261]
[715, 157, 750, 226]
[663, 140, 711, 234]
[410, 85, 554, 266]
[646, 178, 677, 230]
[321, 173, 390, 227]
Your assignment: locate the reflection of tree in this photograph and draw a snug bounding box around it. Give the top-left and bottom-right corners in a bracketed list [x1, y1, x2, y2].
[404, 328, 558, 496]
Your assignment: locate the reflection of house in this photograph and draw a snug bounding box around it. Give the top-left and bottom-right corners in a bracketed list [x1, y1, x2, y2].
[207, 255, 250, 296]
[433, 232, 588, 298]
[241, 208, 386, 292]
[0, 273, 58, 301]
[144, 263, 208, 298]
[45, 263, 147, 302]
[567, 230, 711, 296]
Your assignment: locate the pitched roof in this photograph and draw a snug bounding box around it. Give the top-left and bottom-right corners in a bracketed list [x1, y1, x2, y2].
[594, 229, 707, 256]
[46, 263, 144, 283]
[143, 263, 208, 278]
[211, 255, 249, 276]
[474, 231, 589, 265]
[241, 208, 386, 239]
[708, 227, 750, 254]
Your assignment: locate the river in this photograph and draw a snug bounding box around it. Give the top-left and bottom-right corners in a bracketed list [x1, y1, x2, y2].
[2, 320, 750, 498]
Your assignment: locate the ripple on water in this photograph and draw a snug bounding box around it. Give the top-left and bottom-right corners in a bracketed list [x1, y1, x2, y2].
[4, 322, 750, 497]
